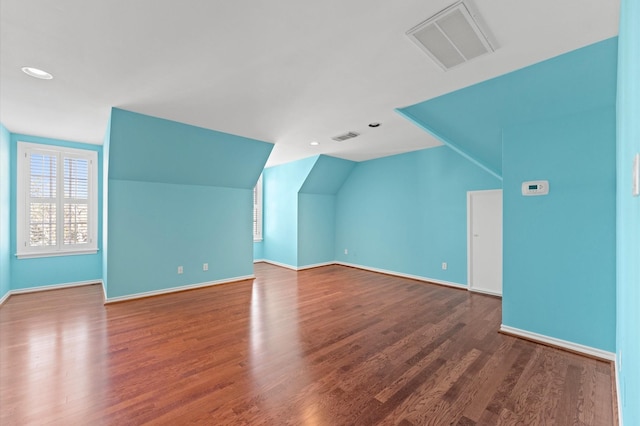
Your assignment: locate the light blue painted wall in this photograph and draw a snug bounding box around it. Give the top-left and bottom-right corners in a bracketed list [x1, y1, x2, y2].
[262, 156, 317, 268]
[502, 107, 616, 352]
[253, 241, 264, 260]
[106, 180, 253, 298]
[398, 37, 617, 180]
[0, 124, 10, 300]
[109, 108, 271, 188]
[335, 146, 500, 284]
[9, 133, 103, 290]
[262, 155, 355, 268]
[300, 156, 356, 194]
[298, 193, 335, 267]
[398, 38, 617, 355]
[106, 108, 272, 299]
[616, 0, 640, 422]
[298, 156, 355, 268]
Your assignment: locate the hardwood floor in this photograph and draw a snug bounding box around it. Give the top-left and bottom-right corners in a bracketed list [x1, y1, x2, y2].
[0, 263, 615, 425]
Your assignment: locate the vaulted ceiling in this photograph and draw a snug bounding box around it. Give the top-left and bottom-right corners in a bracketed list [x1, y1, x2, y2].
[0, 1, 619, 166]
[398, 37, 619, 179]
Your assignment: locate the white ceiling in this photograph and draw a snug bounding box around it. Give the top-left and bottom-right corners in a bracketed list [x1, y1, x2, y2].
[0, 0, 619, 166]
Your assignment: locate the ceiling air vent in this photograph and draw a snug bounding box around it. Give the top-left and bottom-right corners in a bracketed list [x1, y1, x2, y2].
[332, 131, 360, 142]
[406, 1, 494, 70]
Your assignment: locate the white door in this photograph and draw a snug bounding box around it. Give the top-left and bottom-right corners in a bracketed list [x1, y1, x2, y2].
[468, 189, 502, 296]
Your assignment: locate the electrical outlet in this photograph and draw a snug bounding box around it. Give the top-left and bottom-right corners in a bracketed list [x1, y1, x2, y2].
[177, 266, 183, 274]
[203, 263, 208, 271]
[442, 262, 447, 270]
[344, 249, 348, 255]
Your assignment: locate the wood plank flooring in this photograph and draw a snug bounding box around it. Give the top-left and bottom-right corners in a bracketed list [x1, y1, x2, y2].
[0, 263, 616, 425]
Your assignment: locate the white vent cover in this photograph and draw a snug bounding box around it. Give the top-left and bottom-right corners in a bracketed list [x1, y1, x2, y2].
[406, 1, 494, 70]
[332, 131, 360, 142]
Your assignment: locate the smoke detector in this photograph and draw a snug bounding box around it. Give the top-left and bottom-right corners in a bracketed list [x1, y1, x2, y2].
[406, 1, 495, 70]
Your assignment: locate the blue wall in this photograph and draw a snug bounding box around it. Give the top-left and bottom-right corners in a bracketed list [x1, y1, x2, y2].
[398, 37, 618, 180]
[9, 133, 103, 290]
[335, 146, 500, 284]
[262, 155, 355, 269]
[616, 0, 640, 422]
[262, 156, 317, 268]
[298, 156, 355, 268]
[502, 107, 617, 352]
[299, 155, 356, 194]
[108, 109, 268, 188]
[0, 124, 10, 300]
[399, 38, 618, 355]
[107, 181, 253, 298]
[105, 109, 272, 299]
[253, 241, 264, 260]
[298, 193, 335, 267]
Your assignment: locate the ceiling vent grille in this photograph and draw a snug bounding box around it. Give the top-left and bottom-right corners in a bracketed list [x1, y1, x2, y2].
[332, 131, 360, 142]
[406, 1, 494, 70]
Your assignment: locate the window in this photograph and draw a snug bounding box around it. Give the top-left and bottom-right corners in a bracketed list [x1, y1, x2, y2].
[17, 142, 98, 258]
[253, 175, 263, 241]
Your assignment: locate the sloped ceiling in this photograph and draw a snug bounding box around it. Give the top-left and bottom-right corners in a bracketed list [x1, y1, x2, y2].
[398, 37, 618, 178]
[0, 1, 619, 166]
[299, 156, 356, 195]
[109, 108, 272, 188]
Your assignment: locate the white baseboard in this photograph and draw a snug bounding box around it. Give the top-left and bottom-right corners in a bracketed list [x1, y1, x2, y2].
[298, 261, 335, 271]
[11, 279, 103, 295]
[469, 287, 502, 297]
[615, 357, 623, 426]
[0, 291, 11, 306]
[0, 279, 104, 306]
[104, 275, 255, 304]
[256, 259, 335, 271]
[500, 324, 616, 362]
[335, 261, 467, 290]
[256, 260, 467, 291]
[253, 258, 266, 263]
[256, 259, 298, 271]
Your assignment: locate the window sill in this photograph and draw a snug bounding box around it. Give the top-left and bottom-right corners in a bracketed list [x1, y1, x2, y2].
[253, 238, 263, 243]
[16, 248, 99, 260]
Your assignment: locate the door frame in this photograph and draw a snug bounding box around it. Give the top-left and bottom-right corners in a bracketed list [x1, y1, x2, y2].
[467, 189, 503, 296]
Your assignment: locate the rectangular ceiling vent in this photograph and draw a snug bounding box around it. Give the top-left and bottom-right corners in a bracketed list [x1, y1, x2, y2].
[406, 1, 494, 70]
[332, 131, 360, 142]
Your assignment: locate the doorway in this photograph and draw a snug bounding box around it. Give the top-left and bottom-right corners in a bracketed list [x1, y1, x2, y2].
[467, 189, 502, 296]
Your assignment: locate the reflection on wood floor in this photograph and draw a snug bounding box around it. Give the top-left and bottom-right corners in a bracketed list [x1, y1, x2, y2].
[0, 263, 615, 425]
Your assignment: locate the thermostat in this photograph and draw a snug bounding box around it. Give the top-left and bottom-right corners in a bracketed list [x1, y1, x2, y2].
[522, 180, 549, 196]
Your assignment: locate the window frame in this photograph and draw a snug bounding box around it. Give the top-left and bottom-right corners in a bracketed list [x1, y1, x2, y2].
[253, 175, 263, 242]
[16, 141, 98, 259]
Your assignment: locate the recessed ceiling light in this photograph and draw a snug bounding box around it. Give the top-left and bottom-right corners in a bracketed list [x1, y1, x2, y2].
[21, 67, 53, 80]
[368, 122, 381, 128]
[310, 141, 319, 146]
